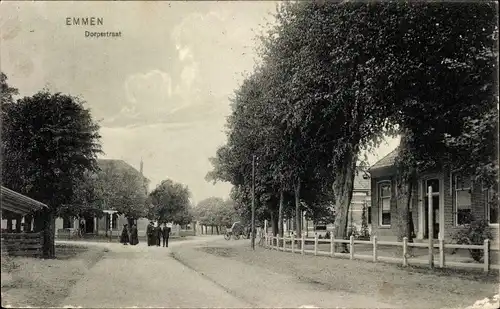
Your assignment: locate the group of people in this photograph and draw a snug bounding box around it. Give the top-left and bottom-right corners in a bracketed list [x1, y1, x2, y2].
[119, 223, 139, 245]
[119, 222, 171, 247]
[146, 222, 171, 247]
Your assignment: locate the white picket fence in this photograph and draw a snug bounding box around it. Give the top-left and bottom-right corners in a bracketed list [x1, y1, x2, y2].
[264, 232, 495, 272]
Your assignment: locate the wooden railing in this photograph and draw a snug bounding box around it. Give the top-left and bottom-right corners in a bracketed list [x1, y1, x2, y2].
[1, 232, 44, 257]
[265, 232, 494, 272]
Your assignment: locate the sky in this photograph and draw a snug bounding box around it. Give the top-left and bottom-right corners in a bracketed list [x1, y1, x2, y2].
[1, 1, 398, 204]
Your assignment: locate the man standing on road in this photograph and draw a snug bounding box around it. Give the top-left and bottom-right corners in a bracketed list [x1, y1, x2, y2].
[146, 222, 154, 246]
[156, 223, 162, 247]
[130, 224, 139, 245]
[162, 224, 171, 247]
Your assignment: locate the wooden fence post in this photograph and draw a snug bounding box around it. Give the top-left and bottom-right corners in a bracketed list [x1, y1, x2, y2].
[373, 236, 378, 262]
[291, 233, 295, 253]
[439, 238, 445, 268]
[330, 232, 334, 257]
[349, 235, 354, 260]
[403, 237, 408, 267]
[314, 233, 318, 256]
[428, 186, 434, 269]
[484, 239, 490, 272]
[301, 232, 305, 255]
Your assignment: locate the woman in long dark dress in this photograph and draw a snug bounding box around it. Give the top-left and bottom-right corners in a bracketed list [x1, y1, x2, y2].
[130, 224, 139, 245]
[120, 224, 130, 245]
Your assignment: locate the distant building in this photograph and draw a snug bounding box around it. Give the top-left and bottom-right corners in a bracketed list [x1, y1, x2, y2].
[55, 158, 151, 237]
[282, 167, 371, 236]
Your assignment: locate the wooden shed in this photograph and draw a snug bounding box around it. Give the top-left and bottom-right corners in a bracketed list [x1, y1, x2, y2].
[1, 186, 49, 257]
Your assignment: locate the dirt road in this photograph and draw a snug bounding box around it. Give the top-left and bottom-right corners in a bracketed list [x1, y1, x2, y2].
[61, 236, 249, 308]
[60, 236, 397, 308]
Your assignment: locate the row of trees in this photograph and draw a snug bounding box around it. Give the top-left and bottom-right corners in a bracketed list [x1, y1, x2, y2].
[206, 1, 498, 247]
[193, 197, 239, 234]
[1, 72, 194, 257]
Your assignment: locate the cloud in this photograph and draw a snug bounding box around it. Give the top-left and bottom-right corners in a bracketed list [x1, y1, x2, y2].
[171, 9, 260, 98]
[117, 69, 189, 124]
[125, 69, 172, 105]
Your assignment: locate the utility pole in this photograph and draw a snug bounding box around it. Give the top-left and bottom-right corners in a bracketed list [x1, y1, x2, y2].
[251, 154, 256, 250]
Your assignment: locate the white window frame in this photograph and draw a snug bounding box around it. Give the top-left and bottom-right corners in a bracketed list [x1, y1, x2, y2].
[454, 174, 472, 226]
[483, 183, 499, 227]
[378, 181, 392, 227]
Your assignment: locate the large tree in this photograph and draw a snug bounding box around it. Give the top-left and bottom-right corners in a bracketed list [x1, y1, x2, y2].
[148, 179, 191, 225]
[1, 87, 102, 258]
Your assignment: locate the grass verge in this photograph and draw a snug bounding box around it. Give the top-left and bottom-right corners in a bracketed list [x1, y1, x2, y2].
[1, 243, 106, 308]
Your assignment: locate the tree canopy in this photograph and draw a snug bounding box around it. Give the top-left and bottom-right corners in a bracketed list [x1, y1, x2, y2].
[194, 197, 239, 228]
[1, 87, 102, 211]
[207, 1, 498, 242]
[148, 179, 192, 225]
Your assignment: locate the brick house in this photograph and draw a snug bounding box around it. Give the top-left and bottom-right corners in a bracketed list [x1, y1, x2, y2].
[368, 148, 499, 247]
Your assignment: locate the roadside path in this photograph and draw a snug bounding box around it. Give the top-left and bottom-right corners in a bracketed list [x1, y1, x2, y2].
[170, 238, 398, 308]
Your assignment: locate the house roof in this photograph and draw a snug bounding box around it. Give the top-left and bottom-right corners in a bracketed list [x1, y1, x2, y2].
[369, 148, 399, 171]
[98, 159, 148, 182]
[98, 159, 137, 173]
[1, 186, 49, 215]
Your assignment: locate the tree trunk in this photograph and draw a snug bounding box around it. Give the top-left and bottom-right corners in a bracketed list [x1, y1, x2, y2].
[96, 216, 99, 236]
[271, 210, 278, 236]
[35, 209, 56, 258]
[295, 177, 302, 238]
[332, 154, 357, 252]
[216, 225, 219, 235]
[278, 188, 284, 238]
[211, 225, 214, 235]
[396, 168, 417, 256]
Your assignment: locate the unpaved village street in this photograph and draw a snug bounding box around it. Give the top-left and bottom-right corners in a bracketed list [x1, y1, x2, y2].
[59, 236, 397, 308]
[60, 236, 249, 308]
